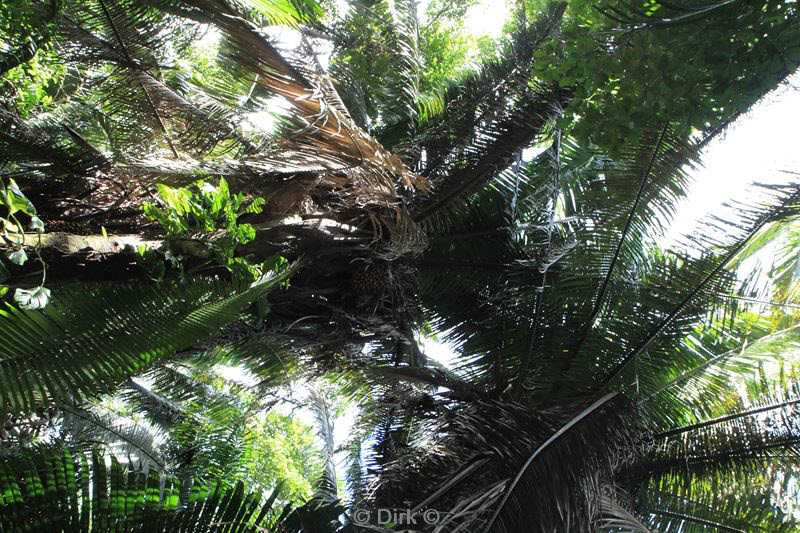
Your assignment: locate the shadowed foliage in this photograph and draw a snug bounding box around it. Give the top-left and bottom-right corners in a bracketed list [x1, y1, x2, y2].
[1, 0, 800, 531]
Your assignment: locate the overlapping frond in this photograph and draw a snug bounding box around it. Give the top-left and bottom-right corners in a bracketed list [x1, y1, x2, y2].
[0, 273, 287, 415]
[0, 446, 323, 532]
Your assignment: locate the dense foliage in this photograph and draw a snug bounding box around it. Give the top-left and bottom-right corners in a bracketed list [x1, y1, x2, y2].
[1, 0, 800, 531]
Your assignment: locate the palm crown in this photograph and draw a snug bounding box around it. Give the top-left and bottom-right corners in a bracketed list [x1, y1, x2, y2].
[1, 0, 800, 531]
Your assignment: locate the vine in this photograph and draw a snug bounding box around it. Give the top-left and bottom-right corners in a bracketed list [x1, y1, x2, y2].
[0, 177, 49, 309]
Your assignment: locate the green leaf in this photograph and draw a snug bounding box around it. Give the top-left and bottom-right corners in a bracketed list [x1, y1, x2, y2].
[0, 267, 295, 412]
[7, 248, 28, 266]
[244, 197, 266, 215]
[14, 286, 51, 310]
[1, 217, 19, 232]
[29, 215, 45, 233]
[5, 179, 36, 216]
[0, 262, 9, 283]
[0, 446, 298, 531]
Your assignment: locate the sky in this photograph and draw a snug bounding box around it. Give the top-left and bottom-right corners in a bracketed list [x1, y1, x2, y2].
[665, 79, 800, 245]
[462, 1, 509, 39]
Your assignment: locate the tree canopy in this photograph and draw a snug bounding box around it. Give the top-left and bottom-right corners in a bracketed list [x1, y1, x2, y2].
[1, 0, 800, 531]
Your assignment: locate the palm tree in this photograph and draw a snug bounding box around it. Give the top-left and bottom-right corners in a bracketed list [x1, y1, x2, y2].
[2, 0, 800, 531]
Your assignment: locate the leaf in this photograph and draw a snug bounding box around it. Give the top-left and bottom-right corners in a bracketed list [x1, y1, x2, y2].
[28, 215, 44, 233]
[0, 266, 295, 413]
[14, 286, 51, 310]
[7, 248, 28, 266]
[0, 261, 8, 283]
[5, 179, 36, 216]
[0, 446, 304, 531]
[1, 217, 19, 232]
[244, 197, 266, 214]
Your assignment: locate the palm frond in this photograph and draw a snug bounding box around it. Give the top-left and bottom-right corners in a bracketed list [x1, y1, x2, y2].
[0, 445, 309, 531]
[0, 105, 110, 183]
[307, 384, 338, 503]
[638, 482, 797, 532]
[55, 404, 166, 470]
[485, 393, 639, 533]
[596, 184, 800, 392]
[408, 2, 569, 221]
[0, 271, 289, 416]
[121, 377, 185, 427]
[598, 490, 654, 533]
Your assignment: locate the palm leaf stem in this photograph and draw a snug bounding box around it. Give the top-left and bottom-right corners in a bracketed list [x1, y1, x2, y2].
[484, 392, 618, 532]
[566, 125, 669, 362]
[595, 188, 800, 392]
[553, 124, 670, 395]
[60, 405, 165, 468]
[639, 323, 800, 404]
[654, 398, 800, 440]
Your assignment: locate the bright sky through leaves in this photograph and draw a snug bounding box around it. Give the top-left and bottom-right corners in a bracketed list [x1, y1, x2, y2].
[666, 76, 800, 248]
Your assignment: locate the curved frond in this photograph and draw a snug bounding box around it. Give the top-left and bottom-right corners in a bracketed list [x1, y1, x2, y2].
[0, 272, 288, 415]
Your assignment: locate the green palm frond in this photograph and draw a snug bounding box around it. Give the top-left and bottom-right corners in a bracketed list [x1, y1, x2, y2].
[325, 0, 422, 135]
[0, 270, 290, 416]
[121, 377, 185, 428]
[0, 446, 329, 532]
[121, 364, 257, 491]
[307, 385, 337, 504]
[636, 368, 800, 484]
[641, 322, 800, 428]
[55, 405, 167, 470]
[596, 184, 800, 393]
[638, 481, 797, 532]
[182, 331, 300, 387]
[418, 126, 702, 396]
